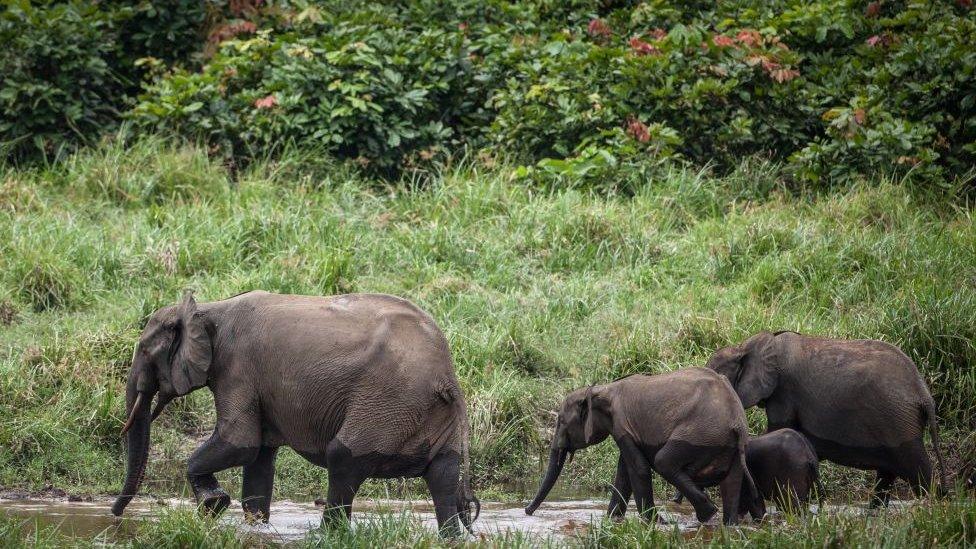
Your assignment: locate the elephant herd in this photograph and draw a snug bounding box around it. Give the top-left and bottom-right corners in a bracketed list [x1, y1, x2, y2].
[110, 291, 947, 536]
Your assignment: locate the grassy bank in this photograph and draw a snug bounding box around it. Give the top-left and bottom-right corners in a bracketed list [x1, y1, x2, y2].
[1, 137, 975, 505]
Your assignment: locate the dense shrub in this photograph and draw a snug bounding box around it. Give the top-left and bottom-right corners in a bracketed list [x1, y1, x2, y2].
[0, 1, 129, 159]
[5, 0, 974, 183]
[131, 19, 487, 173]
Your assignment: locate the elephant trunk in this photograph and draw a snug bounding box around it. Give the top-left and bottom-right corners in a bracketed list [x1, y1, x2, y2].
[525, 445, 568, 515]
[112, 375, 153, 516]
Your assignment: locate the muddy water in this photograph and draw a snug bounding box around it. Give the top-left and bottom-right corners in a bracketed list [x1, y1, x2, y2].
[0, 496, 718, 543]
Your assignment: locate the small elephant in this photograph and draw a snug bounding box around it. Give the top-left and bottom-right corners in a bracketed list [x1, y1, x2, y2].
[672, 428, 824, 517]
[707, 331, 947, 507]
[524, 368, 759, 525]
[111, 291, 478, 536]
[740, 428, 825, 516]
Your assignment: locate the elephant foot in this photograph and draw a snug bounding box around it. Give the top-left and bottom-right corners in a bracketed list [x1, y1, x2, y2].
[694, 502, 718, 524]
[195, 487, 231, 517]
[242, 507, 270, 524]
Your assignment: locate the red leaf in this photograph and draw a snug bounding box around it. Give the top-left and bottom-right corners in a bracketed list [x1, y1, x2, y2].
[866, 1, 881, 17]
[650, 28, 668, 40]
[866, 35, 883, 47]
[254, 95, 278, 109]
[587, 19, 612, 39]
[629, 37, 661, 56]
[713, 34, 736, 48]
[625, 117, 651, 143]
[770, 68, 800, 83]
[853, 108, 866, 125]
[735, 29, 762, 47]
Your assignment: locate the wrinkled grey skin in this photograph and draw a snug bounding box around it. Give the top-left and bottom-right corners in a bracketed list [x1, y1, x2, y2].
[674, 428, 825, 518]
[525, 368, 760, 525]
[111, 291, 478, 536]
[739, 428, 825, 516]
[707, 331, 947, 507]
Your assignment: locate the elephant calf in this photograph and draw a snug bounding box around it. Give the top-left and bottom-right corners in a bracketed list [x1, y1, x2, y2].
[525, 368, 759, 525]
[111, 291, 478, 537]
[740, 428, 825, 516]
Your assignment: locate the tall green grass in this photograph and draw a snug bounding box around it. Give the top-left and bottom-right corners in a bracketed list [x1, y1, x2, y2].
[1, 136, 974, 503]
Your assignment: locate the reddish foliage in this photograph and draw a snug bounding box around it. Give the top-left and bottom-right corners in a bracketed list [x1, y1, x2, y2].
[712, 34, 737, 48]
[853, 108, 867, 125]
[587, 18, 612, 39]
[254, 94, 278, 109]
[959, 0, 973, 7]
[625, 117, 651, 142]
[769, 68, 800, 83]
[866, 1, 882, 17]
[209, 20, 258, 44]
[629, 37, 661, 56]
[229, 0, 263, 17]
[458, 22, 469, 33]
[735, 29, 762, 47]
[650, 28, 668, 40]
[866, 34, 894, 47]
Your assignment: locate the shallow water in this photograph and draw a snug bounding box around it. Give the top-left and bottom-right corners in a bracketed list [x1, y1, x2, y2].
[0, 496, 718, 543]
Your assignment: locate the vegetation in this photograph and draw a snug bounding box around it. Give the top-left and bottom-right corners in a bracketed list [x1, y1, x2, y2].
[4, 1, 974, 182]
[1, 137, 974, 501]
[2, 0, 975, 546]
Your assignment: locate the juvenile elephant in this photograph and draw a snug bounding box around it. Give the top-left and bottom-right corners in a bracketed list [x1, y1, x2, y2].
[524, 368, 759, 525]
[674, 428, 824, 516]
[741, 428, 825, 515]
[707, 331, 946, 506]
[111, 291, 478, 536]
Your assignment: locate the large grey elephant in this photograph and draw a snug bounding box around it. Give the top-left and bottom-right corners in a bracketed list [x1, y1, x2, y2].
[524, 368, 759, 525]
[111, 290, 478, 536]
[707, 331, 946, 506]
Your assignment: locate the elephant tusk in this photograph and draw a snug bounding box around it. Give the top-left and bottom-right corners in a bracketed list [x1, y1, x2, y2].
[120, 392, 145, 436]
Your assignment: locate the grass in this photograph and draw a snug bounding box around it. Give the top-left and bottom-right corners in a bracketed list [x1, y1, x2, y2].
[1, 136, 975, 544]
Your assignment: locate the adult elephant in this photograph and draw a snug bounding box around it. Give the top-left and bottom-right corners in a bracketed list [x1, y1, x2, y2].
[111, 290, 478, 536]
[706, 331, 946, 506]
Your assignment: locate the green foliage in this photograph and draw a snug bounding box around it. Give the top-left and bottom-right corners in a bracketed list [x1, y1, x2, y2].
[132, 19, 486, 173]
[0, 1, 129, 159]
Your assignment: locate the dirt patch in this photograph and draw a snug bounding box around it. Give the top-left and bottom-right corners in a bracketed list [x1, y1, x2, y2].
[0, 300, 17, 326]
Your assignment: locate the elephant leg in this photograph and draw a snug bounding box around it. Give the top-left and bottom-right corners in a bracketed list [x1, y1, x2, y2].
[617, 437, 656, 522]
[424, 452, 464, 538]
[187, 432, 259, 517]
[607, 453, 632, 519]
[890, 439, 934, 499]
[241, 446, 279, 522]
[653, 442, 717, 524]
[870, 471, 896, 509]
[718, 455, 743, 526]
[322, 439, 365, 528]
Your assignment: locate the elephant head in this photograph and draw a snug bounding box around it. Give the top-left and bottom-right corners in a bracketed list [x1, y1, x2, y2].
[706, 331, 781, 408]
[525, 385, 612, 515]
[111, 291, 212, 516]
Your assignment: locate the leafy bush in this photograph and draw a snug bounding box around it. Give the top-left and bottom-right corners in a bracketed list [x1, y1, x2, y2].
[0, 1, 129, 159]
[131, 18, 486, 173]
[6, 0, 974, 183]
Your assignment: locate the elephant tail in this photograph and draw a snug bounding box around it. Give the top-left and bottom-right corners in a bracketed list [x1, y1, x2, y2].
[737, 429, 760, 503]
[923, 400, 948, 496]
[457, 397, 480, 533]
[810, 461, 827, 510]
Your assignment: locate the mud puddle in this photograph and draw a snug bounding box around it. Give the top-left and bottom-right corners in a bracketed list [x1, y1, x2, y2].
[0, 496, 904, 544]
[0, 496, 720, 543]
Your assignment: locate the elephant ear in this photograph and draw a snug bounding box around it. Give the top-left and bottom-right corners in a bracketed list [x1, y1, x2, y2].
[170, 291, 212, 395]
[735, 332, 779, 407]
[583, 387, 611, 444]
